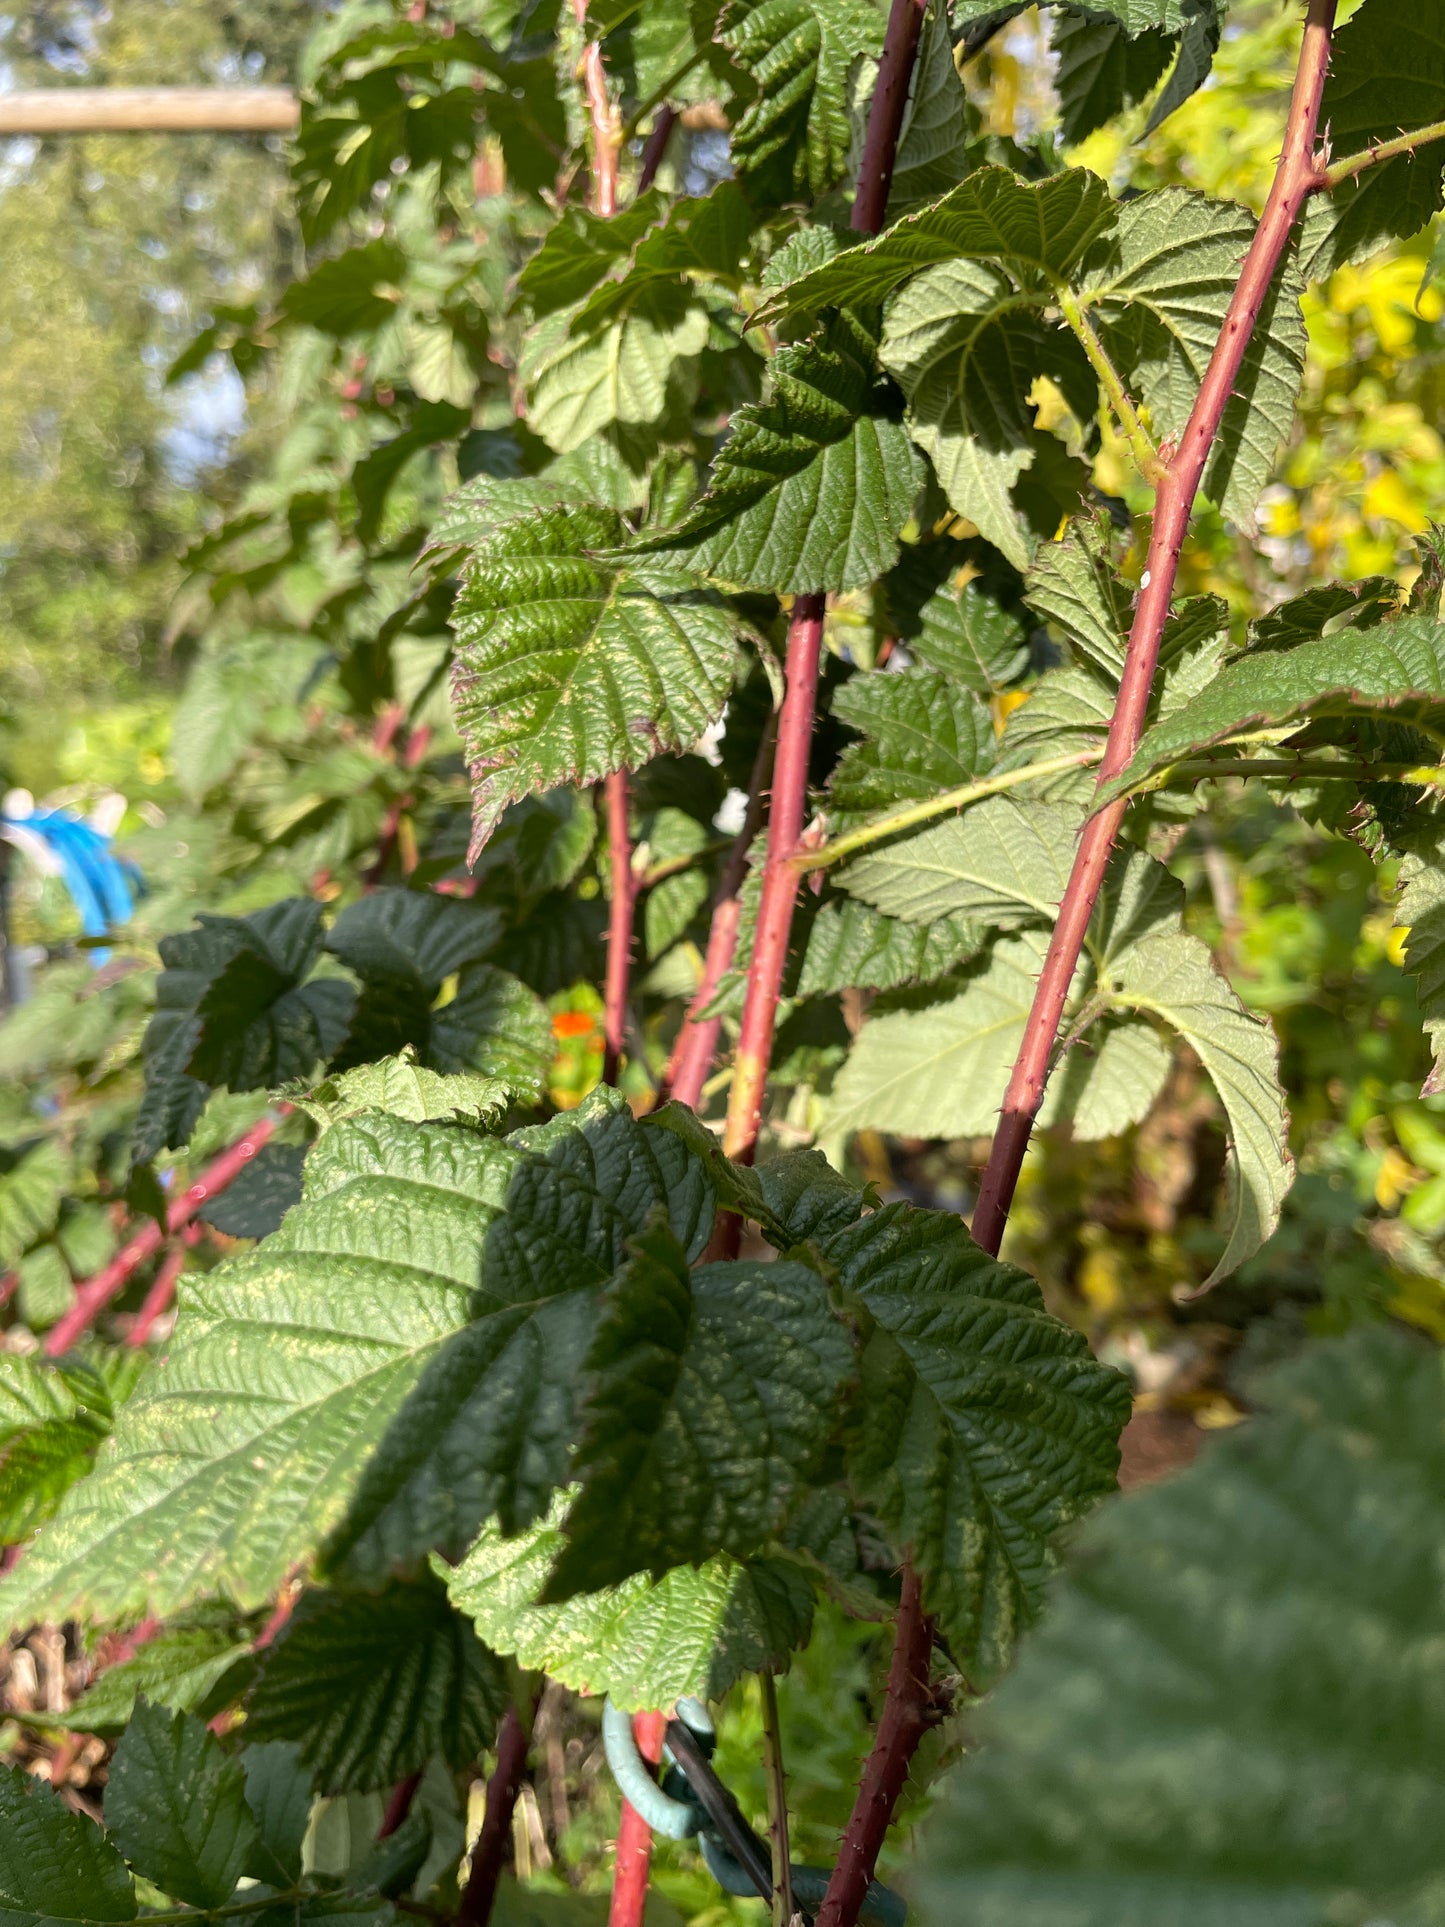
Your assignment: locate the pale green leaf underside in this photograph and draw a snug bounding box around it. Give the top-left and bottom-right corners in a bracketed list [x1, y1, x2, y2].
[1109, 612, 1445, 800]
[798, 898, 982, 997]
[450, 504, 741, 855]
[523, 299, 709, 452]
[914, 1327, 1445, 1924]
[1106, 930, 1291, 1288]
[828, 668, 997, 826]
[0, 1118, 514, 1632]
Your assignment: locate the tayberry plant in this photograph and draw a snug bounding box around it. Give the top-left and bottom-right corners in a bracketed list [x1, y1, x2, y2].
[4, 0, 1445, 1922]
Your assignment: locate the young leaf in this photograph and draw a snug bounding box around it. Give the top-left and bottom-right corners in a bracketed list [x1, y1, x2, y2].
[720, 0, 887, 203]
[827, 670, 997, 827]
[636, 316, 921, 594]
[1103, 930, 1291, 1287]
[106, 1702, 258, 1910]
[826, 1201, 1130, 1677]
[445, 1493, 815, 1710]
[324, 1090, 715, 1583]
[0, 1117, 517, 1630]
[913, 1327, 1445, 1921]
[295, 1052, 512, 1133]
[245, 1574, 507, 1793]
[1105, 611, 1445, 800]
[0, 1763, 135, 1927]
[544, 1221, 853, 1597]
[450, 504, 742, 857]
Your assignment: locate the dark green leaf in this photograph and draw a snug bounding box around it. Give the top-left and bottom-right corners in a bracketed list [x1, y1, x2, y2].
[241, 1743, 313, 1887]
[913, 1328, 1445, 1922]
[0, 1354, 111, 1545]
[106, 1702, 257, 1909]
[546, 1221, 853, 1596]
[636, 316, 921, 593]
[57, 1608, 256, 1738]
[826, 1202, 1130, 1675]
[246, 1575, 506, 1793]
[325, 1089, 714, 1582]
[197, 1143, 306, 1241]
[1052, 14, 1173, 146]
[720, 0, 887, 203]
[0, 1763, 135, 1927]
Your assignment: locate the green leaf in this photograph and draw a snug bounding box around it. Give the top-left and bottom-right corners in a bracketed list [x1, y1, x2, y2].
[1103, 930, 1291, 1287]
[1024, 518, 1133, 680]
[137, 900, 354, 1160]
[56, 1608, 256, 1737]
[445, 1493, 815, 1710]
[1106, 612, 1445, 801]
[1308, 1, 1445, 278]
[0, 1354, 112, 1544]
[1395, 826, 1445, 1085]
[822, 931, 1158, 1144]
[752, 166, 1116, 326]
[522, 294, 709, 453]
[0, 1763, 135, 1927]
[245, 1574, 506, 1793]
[0, 1117, 517, 1630]
[1079, 188, 1307, 523]
[828, 670, 997, 826]
[324, 1090, 715, 1583]
[450, 504, 742, 856]
[197, 1143, 306, 1241]
[1144, 4, 1221, 135]
[912, 1327, 1445, 1922]
[544, 1220, 853, 1597]
[886, 0, 977, 215]
[0, 1139, 66, 1271]
[641, 808, 711, 959]
[515, 190, 668, 319]
[240, 1743, 313, 1887]
[898, 571, 1030, 695]
[295, 1052, 512, 1133]
[840, 795, 1084, 929]
[798, 898, 983, 997]
[637, 316, 920, 594]
[880, 258, 1092, 569]
[827, 1201, 1130, 1676]
[1052, 14, 1173, 146]
[106, 1702, 257, 1910]
[720, 0, 887, 203]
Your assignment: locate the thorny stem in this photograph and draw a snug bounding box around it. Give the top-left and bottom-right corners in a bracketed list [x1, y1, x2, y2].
[458, 1698, 537, 1927]
[608, 1712, 666, 1927]
[814, 1568, 936, 1927]
[850, 0, 926, 237]
[1320, 115, 1445, 189]
[125, 1229, 198, 1349]
[722, 593, 825, 1164]
[759, 1673, 797, 1927]
[971, 0, 1341, 1259]
[792, 747, 1102, 873]
[662, 713, 777, 1111]
[1055, 286, 1165, 486]
[603, 771, 635, 1085]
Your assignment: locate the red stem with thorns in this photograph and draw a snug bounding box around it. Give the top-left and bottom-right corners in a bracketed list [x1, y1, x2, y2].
[971, 0, 1339, 1257]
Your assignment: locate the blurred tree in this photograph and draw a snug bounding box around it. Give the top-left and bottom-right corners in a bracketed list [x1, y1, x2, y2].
[0, 1, 321, 712]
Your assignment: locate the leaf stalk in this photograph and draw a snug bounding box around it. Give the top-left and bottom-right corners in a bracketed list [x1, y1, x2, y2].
[1055, 286, 1166, 487]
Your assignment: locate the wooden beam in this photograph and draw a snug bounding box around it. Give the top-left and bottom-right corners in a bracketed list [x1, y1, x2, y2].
[0, 88, 299, 134]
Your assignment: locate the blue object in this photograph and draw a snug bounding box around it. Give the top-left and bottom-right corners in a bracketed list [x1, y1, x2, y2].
[0, 806, 141, 965]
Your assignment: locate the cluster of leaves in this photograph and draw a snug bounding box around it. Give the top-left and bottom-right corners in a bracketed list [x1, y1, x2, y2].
[8, 0, 1445, 1917]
